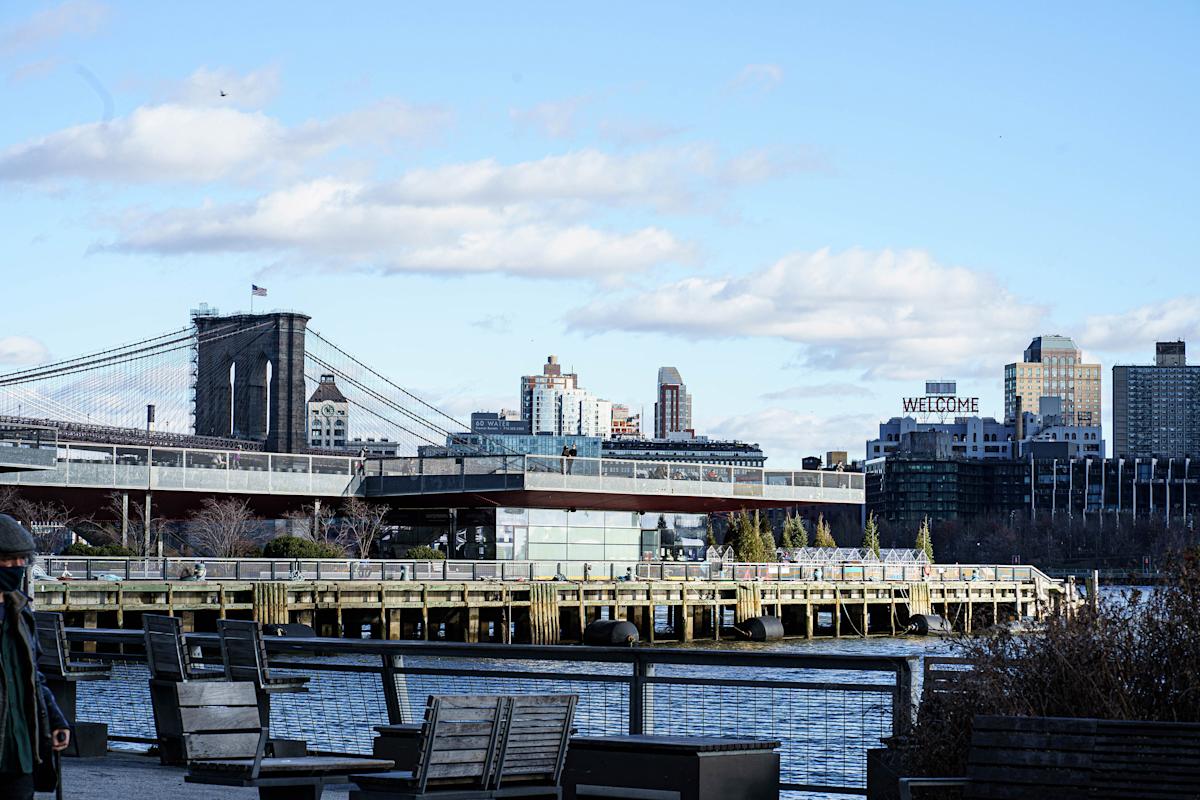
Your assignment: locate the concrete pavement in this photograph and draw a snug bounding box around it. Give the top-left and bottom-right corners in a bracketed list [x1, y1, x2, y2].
[55, 751, 352, 800]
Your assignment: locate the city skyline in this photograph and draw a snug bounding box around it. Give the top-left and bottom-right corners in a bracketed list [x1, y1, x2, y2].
[2, 2, 1198, 464]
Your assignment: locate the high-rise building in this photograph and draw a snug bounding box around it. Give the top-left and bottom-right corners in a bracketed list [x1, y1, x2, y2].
[609, 404, 641, 438]
[307, 374, 349, 448]
[1003, 335, 1101, 426]
[1113, 341, 1200, 459]
[520, 356, 578, 422]
[531, 386, 611, 438]
[654, 367, 693, 439]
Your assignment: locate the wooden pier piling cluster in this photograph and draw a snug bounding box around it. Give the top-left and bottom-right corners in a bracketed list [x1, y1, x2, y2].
[33, 575, 1064, 645]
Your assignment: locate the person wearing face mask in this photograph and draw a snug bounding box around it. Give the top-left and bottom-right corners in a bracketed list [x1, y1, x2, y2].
[0, 514, 70, 800]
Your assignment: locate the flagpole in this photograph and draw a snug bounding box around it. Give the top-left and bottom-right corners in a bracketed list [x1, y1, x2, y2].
[250, 286, 254, 314]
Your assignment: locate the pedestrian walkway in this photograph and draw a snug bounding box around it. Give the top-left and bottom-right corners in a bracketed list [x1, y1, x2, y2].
[59, 751, 352, 800]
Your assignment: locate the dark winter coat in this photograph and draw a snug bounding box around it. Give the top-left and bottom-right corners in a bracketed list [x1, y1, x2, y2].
[0, 591, 69, 773]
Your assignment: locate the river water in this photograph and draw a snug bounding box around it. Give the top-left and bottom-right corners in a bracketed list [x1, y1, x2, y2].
[80, 586, 1142, 798]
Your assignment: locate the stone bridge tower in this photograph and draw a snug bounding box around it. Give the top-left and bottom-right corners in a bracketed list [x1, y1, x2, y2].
[193, 311, 310, 453]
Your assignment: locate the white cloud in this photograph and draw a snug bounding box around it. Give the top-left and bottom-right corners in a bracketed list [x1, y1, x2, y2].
[707, 407, 877, 464]
[0, 99, 450, 183]
[510, 96, 588, 139]
[98, 177, 690, 279]
[165, 65, 282, 108]
[375, 146, 802, 212]
[760, 383, 874, 401]
[1, 0, 109, 55]
[1080, 296, 1200, 355]
[569, 247, 1047, 379]
[729, 63, 784, 92]
[0, 336, 50, 366]
[89, 143, 802, 280]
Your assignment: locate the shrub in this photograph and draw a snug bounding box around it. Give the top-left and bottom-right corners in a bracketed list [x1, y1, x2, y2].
[898, 549, 1200, 777]
[404, 545, 446, 560]
[261, 536, 343, 559]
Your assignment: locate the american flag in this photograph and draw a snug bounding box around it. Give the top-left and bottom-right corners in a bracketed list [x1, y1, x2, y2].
[251, 284, 267, 297]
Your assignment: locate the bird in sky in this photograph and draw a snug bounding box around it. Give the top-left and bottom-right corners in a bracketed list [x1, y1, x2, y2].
[219, 90, 227, 97]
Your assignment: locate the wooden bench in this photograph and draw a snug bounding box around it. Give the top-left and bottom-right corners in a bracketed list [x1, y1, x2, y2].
[143, 614, 224, 683]
[351, 694, 577, 799]
[142, 614, 225, 765]
[217, 618, 309, 726]
[181, 680, 393, 800]
[899, 714, 1200, 799]
[32, 610, 110, 757]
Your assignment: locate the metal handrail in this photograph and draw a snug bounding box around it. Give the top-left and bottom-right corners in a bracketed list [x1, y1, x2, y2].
[34, 555, 1056, 586]
[64, 628, 917, 797]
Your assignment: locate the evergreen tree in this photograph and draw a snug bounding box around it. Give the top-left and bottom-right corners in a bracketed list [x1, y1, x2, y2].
[705, 516, 717, 548]
[814, 513, 837, 548]
[727, 510, 762, 562]
[916, 516, 935, 563]
[758, 512, 777, 562]
[862, 512, 881, 559]
[780, 514, 797, 549]
[794, 515, 809, 549]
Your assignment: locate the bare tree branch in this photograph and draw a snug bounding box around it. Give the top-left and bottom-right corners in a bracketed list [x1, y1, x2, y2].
[341, 498, 387, 557]
[188, 497, 256, 557]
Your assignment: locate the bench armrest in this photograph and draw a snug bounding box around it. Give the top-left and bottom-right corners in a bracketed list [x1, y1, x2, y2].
[248, 728, 269, 781]
[898, 776, 969, 800]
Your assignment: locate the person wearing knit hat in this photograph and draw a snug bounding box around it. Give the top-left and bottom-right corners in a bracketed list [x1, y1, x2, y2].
[0, 514, 69, 800]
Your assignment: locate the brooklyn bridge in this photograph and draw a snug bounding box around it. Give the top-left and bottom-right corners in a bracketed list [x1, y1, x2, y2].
[0, 307, 863, 554]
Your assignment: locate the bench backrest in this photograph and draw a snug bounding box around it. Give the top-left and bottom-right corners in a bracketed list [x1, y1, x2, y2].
[178, 680, 266, 777]
[413, 695, 507, 794]
[494, 694, 577, 789]
[967, 715, 1200, 800]
[217, 619, 270, 686]
[32, 610, 67, 677]
[143, 614, 189, 681]
[1087, 718, 1200, 800]
[966, 715, 1094, 800]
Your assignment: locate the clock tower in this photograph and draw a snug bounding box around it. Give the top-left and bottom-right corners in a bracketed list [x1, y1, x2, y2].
[307, 374, 350, 449]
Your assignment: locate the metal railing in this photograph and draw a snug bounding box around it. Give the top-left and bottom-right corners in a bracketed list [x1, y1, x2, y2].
[0, 439, 864, 506]
[34, 555, 1051, 585]
[370, 454, 865, 504]
[0, 440, 359, 496]
[66, 629, 915, 796]
[0, 423, 59, 470]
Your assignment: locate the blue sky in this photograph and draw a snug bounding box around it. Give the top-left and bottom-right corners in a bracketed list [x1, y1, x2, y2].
[1, 1, 1198, 462]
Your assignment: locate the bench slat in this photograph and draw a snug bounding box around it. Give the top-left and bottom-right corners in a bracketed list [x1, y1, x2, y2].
[180, 705, 262, 733]
[177, 681, 258, 708]
[185, 732, 262, 760]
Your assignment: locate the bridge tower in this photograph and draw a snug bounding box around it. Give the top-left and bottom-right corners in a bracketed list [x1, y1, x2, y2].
[193, 311, 310, 453]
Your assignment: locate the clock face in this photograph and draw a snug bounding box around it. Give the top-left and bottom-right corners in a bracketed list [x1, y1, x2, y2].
[322, 403, 336, 417]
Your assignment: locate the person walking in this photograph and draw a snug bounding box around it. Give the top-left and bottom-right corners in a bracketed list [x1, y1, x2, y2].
[0, 514, 70, 800]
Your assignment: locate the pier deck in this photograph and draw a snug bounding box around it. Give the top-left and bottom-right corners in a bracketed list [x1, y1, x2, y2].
[61, 751, 353, 800]
[33, 574, 1066, 644]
